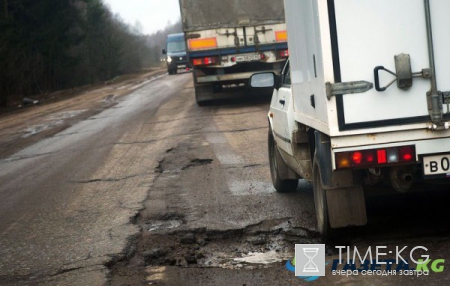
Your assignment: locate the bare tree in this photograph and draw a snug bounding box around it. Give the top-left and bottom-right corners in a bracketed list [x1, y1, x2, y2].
[0, 0, 171, 108]
[3, 0, 7, 18]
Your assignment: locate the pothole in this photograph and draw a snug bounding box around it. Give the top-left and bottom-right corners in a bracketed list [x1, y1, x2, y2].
[111, 214, 322, 284]
[154, 157, 214, 174]
[181, 158, 213, 170]
[136, 220, 320, 270]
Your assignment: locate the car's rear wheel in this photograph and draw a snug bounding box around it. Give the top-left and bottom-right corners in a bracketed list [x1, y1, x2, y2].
[268, 128, 298, 192]
[313, 164, 331, 237]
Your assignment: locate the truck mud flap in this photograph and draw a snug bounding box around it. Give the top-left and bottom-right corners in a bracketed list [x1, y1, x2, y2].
[314, 131, 367, 228]
[326, 187, 367, 228]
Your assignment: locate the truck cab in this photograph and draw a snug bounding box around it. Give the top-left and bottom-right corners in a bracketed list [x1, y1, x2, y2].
[162, 33, 189, 75]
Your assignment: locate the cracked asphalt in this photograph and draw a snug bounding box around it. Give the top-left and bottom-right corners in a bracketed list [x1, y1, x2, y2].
[1, 71, 450, 285]
[0, 71, 188, 285]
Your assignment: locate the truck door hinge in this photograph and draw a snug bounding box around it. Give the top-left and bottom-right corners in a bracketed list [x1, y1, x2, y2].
[326, 81, 373, 99]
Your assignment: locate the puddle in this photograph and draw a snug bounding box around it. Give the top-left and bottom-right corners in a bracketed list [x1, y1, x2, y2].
[49, 110, 86, 120]
[116, 85, 130, 90]
[131, 79, 152, 90]
[22, 110, 86, 138]
[234, 250, 287, 264]
[22, 121, 63, 138]
[147, 219, 183, 232]
[202, 248, 292, 269]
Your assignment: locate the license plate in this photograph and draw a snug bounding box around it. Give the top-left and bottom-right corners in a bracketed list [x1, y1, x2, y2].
[235, 54, 260, 62]
[178, 65, 186, 68]
[423, 154, 450, 176]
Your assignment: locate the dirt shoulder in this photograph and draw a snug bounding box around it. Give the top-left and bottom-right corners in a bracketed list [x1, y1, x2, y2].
[0, 68, 167, 159]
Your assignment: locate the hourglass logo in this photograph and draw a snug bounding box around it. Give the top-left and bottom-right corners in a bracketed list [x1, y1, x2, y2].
[295, 244, 326, 276]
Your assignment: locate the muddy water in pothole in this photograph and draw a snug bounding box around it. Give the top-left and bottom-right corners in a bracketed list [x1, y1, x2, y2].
[111, 215, 322, 286]
[22, 110, 87, 138]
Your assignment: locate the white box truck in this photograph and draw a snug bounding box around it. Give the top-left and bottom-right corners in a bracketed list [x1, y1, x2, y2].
[251, 0, 450, 236]
[179, 0, 289, 105]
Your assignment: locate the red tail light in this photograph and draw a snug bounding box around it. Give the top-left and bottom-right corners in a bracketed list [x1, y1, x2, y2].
[351, 150, 376, 166]
[192, 59, 203, 66]
[399, 146, 415, 162]
[336, 145, 416, 169]
[203, 57, 215, 65]
[192, 57, 218, 66]
[279, 50, 289, 57]
[352, 152, 363, 165]
[365, 151, 376, 163]
[377, 149, 387, 164]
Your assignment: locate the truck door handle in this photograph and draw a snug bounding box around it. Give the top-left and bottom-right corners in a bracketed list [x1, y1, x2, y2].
[374, 66, 397, 92]
[279, 99, 285, 105]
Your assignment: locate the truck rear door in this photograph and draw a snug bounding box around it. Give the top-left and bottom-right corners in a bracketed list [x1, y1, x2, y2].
[187, 28, 244, 51]
[187, 23, 286, 52]
[332, 0, 450, 131]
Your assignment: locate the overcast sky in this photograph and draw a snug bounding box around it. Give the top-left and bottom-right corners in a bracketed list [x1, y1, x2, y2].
[103, 0, 181, 35]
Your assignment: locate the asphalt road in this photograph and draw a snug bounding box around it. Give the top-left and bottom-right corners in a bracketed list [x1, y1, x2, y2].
[0, 72, 191, 285]
[1, 72, 449, 285]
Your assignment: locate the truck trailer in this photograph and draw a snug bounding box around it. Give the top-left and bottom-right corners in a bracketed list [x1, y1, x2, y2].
[178, 0, 289, 105]
[251, 0, 450, 236]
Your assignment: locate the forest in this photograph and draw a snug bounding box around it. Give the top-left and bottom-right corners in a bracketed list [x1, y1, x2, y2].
[0, 0, 181, 107]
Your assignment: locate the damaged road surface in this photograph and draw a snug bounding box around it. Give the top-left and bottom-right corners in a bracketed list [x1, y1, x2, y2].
[108, 76, 450, 286]
[1, 72, 450, 285]
[0, 72, 194, 285]
[0, 71, 316, 285]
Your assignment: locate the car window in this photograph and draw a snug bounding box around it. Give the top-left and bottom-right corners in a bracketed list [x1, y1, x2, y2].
[281, 60, 291, 87]
[283, 67, 291, 86]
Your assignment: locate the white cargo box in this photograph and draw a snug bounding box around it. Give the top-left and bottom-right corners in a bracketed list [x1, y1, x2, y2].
[285, 0, 450, 143]
[263, 0, 450, 235]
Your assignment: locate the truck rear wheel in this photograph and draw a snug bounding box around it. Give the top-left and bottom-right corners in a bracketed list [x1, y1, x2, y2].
[313, 165, 331, 237]
[268, 128, 298, 193]
[194, 84, 213, 106]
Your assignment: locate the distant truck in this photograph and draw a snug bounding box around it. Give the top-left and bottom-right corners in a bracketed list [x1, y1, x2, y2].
[162, 33, 189, 75]
[178, 0, 288, 105]
[251, 0, 450, 236]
